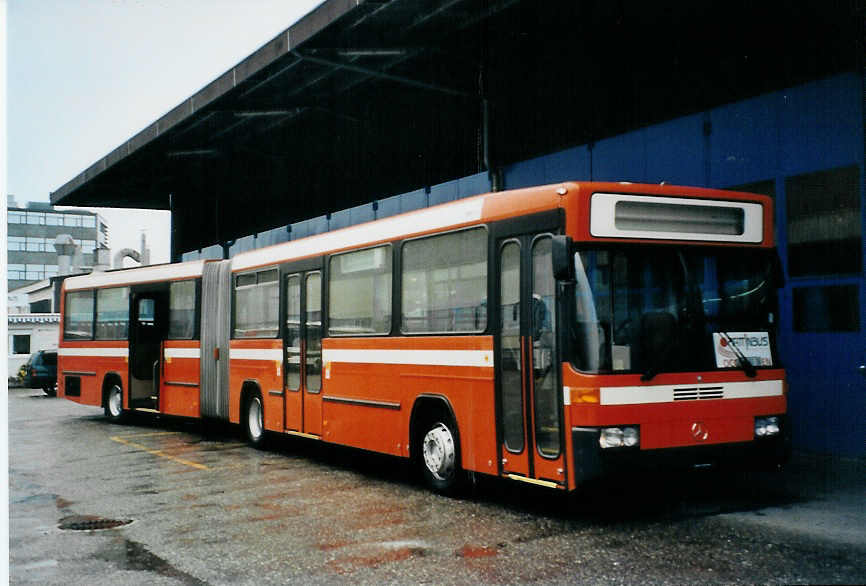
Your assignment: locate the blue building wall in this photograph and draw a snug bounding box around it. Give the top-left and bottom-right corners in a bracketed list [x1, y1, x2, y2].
[503, 73, 862, 193]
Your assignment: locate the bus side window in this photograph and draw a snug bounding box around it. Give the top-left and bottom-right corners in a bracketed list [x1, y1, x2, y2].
[168, 280, 196, 339]
[96, 287, 130, 340]
[64, 290, 94, 340]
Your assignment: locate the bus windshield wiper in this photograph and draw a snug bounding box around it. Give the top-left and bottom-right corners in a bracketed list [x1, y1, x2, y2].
[640, 364, 658, 382]
[719, 331, 757, 378]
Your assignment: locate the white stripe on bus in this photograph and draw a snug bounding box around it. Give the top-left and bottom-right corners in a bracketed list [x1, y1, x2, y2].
[230, 348, 283, 361]
[58, 347, 129, 357]
[164, 347, 201, 359]
[322, 348, 493, 368]
[599, 380, 783, 405]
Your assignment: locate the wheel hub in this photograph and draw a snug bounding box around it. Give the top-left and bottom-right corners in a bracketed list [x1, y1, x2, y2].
[422, 423, 455, 481]
[248, 398, 263, 440]
[109, 387, 122, 417]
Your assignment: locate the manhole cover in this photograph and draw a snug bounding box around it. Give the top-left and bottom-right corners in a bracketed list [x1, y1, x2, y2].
[58, 515, 132, 531]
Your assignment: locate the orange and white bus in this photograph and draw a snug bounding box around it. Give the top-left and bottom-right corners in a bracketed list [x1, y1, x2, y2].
[58, 181, 788, 493]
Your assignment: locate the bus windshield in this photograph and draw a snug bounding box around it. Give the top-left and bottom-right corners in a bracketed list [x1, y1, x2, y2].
[570, 246, 779, 376]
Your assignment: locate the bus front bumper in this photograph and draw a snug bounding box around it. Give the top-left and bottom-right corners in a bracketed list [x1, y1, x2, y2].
[571, 421, 791, 486]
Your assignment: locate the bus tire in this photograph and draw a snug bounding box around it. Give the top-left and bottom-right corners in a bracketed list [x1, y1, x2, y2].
[243, 392, 267, 449]
[104, 384, 126, 422]
[418, 413, 464, 496]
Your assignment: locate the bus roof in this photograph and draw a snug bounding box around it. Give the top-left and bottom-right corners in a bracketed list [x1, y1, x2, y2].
[231, 183, 567, 272]
[230, 181, 771, 272]
[62, 181, 772, 289]
[63, 260, 209, 291]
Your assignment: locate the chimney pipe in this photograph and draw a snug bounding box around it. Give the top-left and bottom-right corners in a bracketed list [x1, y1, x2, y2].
[54, 234, 79, 276]
[92, 247, 111, 272]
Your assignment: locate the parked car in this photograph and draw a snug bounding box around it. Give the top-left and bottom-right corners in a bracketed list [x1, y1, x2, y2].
[18, 350, 58, 396]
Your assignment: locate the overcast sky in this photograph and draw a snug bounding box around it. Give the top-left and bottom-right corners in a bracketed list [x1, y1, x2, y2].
[7, 0, 322, 265]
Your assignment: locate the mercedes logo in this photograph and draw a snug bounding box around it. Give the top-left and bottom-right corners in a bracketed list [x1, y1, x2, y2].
[690, 421, 709, 441]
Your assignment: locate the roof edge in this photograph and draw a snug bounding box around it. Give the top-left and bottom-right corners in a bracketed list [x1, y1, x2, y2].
[51, 0, 363, 206]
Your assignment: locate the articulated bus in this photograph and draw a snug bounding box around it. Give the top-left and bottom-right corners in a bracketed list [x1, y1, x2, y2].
[58, 182, 788, 494]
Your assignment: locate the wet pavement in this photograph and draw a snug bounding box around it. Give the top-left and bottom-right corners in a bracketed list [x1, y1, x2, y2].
[9, 387, 865, 585]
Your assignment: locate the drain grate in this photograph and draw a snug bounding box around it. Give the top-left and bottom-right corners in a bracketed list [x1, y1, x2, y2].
[59, 515, 132, 531]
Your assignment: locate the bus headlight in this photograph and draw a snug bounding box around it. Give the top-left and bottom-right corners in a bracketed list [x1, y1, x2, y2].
[622, 426, 640, 447]
[754, 416, 780, 438]
[599, 426, 640, 449]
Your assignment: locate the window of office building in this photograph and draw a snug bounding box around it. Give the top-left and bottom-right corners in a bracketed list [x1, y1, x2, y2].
[8, 264, 25, 280]
[12, 335, 30, 355]
[25, 237, 46, 252]
[46, 213, 65, 226]
[8, 236, 26, 251]
[25, 265, 44, 280]
[26, 212, 45, 225]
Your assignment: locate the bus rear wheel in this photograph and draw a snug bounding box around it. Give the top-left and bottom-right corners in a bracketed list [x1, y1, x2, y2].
[419, 415, 463, 496]
[104, 384, 126, 422]
[244, 393, 266, 449]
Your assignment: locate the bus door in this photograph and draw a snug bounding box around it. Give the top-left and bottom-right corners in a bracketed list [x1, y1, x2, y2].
[284, 271, 323, 436]
[129, 290, 169, 410]
[496, 234, 566, 486]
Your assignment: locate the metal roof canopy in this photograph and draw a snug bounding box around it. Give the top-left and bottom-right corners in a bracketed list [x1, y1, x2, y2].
[51, 0, 861, 260]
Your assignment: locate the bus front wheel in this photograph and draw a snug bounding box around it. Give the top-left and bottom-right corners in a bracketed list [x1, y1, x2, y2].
[104, 384, 126, 422]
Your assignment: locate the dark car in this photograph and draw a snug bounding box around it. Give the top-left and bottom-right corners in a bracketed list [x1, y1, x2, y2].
[19, 350, 58, 396]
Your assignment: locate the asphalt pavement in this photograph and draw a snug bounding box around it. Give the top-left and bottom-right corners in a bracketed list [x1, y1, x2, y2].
[8, 387, 865, 584]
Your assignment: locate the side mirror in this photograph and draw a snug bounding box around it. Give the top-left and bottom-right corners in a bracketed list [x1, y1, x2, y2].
[552, 235, 574, 281]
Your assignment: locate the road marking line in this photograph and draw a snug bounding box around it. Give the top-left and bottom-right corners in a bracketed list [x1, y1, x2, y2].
[113, 431, 178, 439]
[110, 435, 209, 470]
